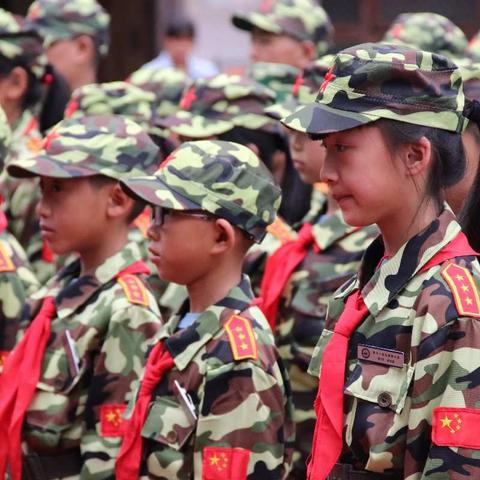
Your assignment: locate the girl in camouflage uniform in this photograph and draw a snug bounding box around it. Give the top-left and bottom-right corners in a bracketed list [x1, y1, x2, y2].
[283, 42, 480, 479]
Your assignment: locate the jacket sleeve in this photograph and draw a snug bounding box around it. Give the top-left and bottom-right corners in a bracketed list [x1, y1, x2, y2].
[80, 304, 161, 479]
[407, 315, 480, 479]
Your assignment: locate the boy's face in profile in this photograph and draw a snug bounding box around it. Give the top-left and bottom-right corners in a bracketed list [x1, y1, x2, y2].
[37, 176, 112, 256]
[147, 207, 217, 285]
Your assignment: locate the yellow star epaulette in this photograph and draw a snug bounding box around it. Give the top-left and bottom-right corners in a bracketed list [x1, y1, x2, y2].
[225, 315, 257, 361]
[0, 242, 15, 273]
[117, 274, 149, 306]
[266, 217, 295, 245]
[441, 263, 480, 318]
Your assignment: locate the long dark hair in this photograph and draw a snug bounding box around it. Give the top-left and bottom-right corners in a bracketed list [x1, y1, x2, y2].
[0, 54, 70, 133]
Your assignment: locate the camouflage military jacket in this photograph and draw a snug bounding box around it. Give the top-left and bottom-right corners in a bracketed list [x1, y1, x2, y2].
[309, 209, 480, 478]
[135, 275, 294, 479]
[22, 241, 162, 478]
[0, 226, 39, 368]
[275, 211, 377, 478]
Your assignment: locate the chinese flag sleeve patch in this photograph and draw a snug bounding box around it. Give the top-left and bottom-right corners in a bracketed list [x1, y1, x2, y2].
[202, 447, 250, 480]
[100, 404, 127, 437]
[432, 407, 480, 448]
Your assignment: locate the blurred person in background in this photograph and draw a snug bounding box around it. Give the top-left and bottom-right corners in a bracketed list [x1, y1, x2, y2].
[25, 0, 110, 91]
[232, 0, 333, 69]
[142, 18, 219, 80]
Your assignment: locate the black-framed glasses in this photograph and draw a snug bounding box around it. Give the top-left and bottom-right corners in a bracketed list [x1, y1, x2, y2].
[150, 206, 214, 227]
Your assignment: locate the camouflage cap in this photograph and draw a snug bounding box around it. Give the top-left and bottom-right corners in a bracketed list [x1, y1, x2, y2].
[26, 0, 110, 56]
[127, 67, 189, 119]
[383, 12, 468, 60]
[158, 73, 277, 139]
[7, 114, 159, 180]
[248, 62, 300, 104]
[232, 0, 333, 57]
[0, 8, 47, 81]
[121, 140, 281, 242]
[64, 81, 161, 137]
[282, 42, 467, 136]
[458, 59, 480, 101]
[264, 56, 331, 119]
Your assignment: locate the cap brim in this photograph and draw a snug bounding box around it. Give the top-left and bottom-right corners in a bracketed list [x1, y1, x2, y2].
[264, 97, 300, 120]
[281, 101, 379, 136]
[7, 155, 98, 179]
[157, 112, 234, 138]
[231, 12, 281, 35]
[121, 175, 201, 210]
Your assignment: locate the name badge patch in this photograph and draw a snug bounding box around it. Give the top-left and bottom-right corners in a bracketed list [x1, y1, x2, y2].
[357, 344, 404, 368]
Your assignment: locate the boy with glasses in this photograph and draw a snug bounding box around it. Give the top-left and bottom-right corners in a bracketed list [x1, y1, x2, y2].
[116, 140, 294, 480]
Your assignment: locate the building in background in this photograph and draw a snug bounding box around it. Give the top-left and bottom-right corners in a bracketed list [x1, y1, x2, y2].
[2, 0, 480, 80]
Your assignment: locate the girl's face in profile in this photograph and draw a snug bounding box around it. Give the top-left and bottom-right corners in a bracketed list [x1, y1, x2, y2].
[321, 125, 414, 231]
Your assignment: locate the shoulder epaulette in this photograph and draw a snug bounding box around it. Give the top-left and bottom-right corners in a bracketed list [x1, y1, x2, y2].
[117, 274, 149, 306]
[0, 242, 15, 273]
[441, 263, 480, 318]
[266, 217, 295, 245]
[225, 315, 257, 361]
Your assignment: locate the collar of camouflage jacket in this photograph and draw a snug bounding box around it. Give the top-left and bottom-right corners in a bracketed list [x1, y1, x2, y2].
[337, 207, 463, 317]
[31, 241, 144, 318]
[161, 274, 254, 371]
[312, 209, 359, 251]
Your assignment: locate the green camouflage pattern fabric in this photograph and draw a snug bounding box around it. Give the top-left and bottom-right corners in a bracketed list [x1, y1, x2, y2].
[264, 57, 331, 120]
[248, 62, 300, 104]
[64, 81, 163, 137]
[20, 241, 161, 477]
[0, 111, 56, 283]
[383, 12, 468, 60]
[273, 211, 377, 479]
[128, 275, 294, 479]
[158, 73, 277, 138]
[0, 227, 39, 371]
[128, 66, 189, 119]
[308, 208, 480, 478]
[232, 0, 333, 57]
[7, 114, 160, 181]
[121, 140, 282, 242]
[458, 59, 480, 101]
[283, 42, 467, 136]
[0, 8, 47, 81]
[26, 0, 110, 56]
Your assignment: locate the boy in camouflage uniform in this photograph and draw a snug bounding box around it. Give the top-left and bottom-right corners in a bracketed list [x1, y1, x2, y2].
[232, 0, 333, 69]
[26, 0, 110, 91]
[0, 107, 39, 371]
[257, 60, 378, 479]
[0, 115, 162, 480]
[284, 42, 480, 478]
[116, 140, 294, 479]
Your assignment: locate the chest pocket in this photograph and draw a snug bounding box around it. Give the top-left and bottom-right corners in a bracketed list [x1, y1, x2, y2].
[37, 332, 85, 394]
[142, 396, 196, 451]
[344, 359, 414, 414]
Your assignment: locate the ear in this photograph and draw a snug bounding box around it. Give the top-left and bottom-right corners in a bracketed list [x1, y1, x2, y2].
[300, 40, 316, 62]
[106, 183, 135, 219]
[404, 137, 432, 177]
[4, 66, 29, 102]
[210, 218, 236, 254]
[73, 34, 95, 62]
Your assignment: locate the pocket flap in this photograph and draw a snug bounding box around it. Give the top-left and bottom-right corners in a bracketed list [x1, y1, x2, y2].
[141, 396, 195, 450]
[344, 360, 414, 414]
